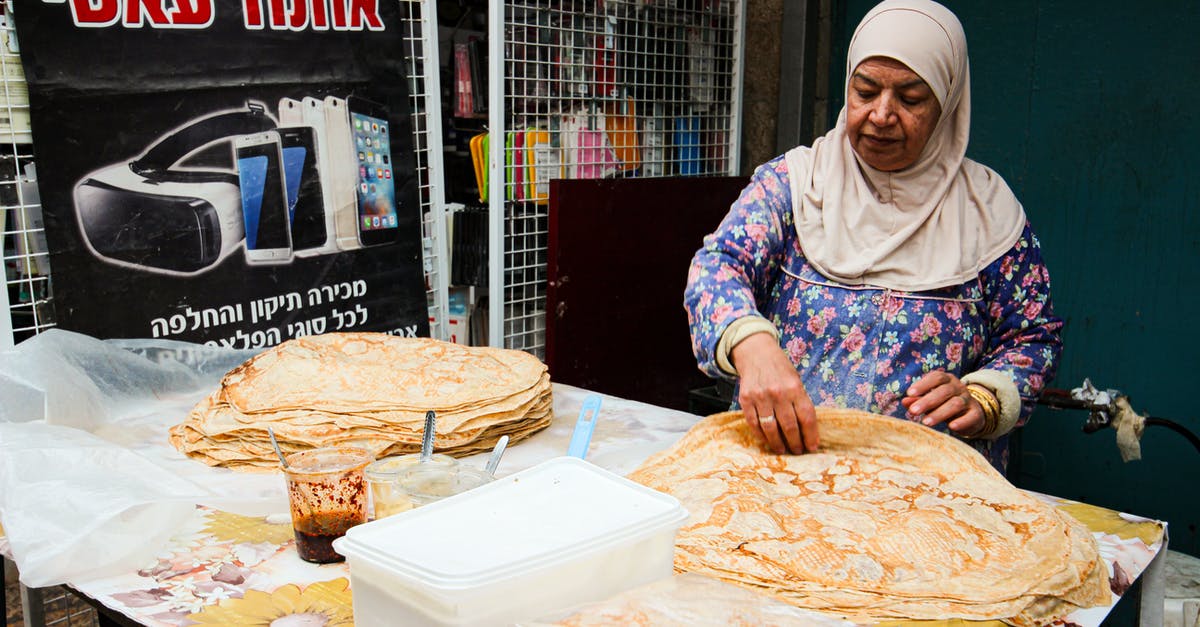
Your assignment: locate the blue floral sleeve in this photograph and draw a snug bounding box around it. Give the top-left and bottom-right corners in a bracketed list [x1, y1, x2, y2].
[683, 153, 1064, 456]
[684, 157, 792, 379]
[976, 226, 1064, 426]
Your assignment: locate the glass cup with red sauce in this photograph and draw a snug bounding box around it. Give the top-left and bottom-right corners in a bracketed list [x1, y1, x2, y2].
[283, 446, 374, 563]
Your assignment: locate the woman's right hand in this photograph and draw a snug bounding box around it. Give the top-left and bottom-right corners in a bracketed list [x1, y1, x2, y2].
[730, 332, 820, 454]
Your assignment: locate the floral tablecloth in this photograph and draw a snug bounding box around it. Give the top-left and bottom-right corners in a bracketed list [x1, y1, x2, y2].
[4, 384, 1167, 626]
[64, 497, 1164, 627]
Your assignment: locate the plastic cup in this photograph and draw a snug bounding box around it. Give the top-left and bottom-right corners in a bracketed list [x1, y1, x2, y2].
[399, 464, 495, 508]
[453, 466, 496, 493]
[364, 453, 458, 520]
[283, 446, 374, 563]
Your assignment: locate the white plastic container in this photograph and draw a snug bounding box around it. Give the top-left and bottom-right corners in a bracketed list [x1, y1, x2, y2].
[331, 456, 689, 626]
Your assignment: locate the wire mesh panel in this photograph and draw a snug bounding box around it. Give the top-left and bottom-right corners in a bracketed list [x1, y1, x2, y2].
[0, 1, 52, 348]
[399, 0, 451, 342]
[489, 0, 745, 357]
[15, 582, 101, 627]
[503, 202, 548, 354]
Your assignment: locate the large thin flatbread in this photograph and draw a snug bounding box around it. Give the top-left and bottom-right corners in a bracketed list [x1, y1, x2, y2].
[627, 410, 1110, 625]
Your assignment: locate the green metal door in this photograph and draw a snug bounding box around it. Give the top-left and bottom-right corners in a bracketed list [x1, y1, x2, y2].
[829, 0, 1200, 556]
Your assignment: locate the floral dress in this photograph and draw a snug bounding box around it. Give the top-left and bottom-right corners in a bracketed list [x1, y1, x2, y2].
[685, 156, 1064, 471]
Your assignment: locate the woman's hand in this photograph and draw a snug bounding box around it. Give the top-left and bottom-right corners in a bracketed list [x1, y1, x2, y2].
[901, 370, 985, 436]
[730, 333, 819, 454]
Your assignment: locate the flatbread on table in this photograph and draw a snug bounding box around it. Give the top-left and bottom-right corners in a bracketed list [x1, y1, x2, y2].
[169, 333, 553, 471]
[221, 334, 547, 415]
[627, 409, 1110, 626]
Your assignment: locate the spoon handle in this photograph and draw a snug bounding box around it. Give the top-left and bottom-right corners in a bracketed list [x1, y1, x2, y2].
[267, 426, 289, 469]
[485, 435, 509, 476]
[421, 410, 436, 463]
[566, 395, 603, 459]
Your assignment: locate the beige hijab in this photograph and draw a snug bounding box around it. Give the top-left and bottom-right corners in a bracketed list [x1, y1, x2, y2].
[785, 0, 1025, 292]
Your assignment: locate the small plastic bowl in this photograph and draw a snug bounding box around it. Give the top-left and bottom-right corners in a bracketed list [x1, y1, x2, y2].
[365, 454, 459, 520]
[398, 464, 495, 508]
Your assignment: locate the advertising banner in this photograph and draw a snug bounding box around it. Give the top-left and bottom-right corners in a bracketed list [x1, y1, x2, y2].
[11, 0, 430, 347]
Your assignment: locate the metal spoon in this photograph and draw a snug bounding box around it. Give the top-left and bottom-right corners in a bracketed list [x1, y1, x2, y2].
[420, 410, 436, 463]
[484, 435, 509, 477]
[267, 426, 289, 469]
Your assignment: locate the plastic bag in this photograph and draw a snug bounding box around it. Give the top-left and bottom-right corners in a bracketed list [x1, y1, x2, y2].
[0, 330, 283, 587]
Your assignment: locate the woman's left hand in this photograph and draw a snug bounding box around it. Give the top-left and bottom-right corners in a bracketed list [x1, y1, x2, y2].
[901, 370, 984, 437]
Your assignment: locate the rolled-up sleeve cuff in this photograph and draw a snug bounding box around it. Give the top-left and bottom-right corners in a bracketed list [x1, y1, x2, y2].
[715, 316, 780, 376]
[962, 369, 1021, 438]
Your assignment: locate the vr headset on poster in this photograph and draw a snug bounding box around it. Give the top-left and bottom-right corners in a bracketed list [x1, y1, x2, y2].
[74, 95, 401, 276]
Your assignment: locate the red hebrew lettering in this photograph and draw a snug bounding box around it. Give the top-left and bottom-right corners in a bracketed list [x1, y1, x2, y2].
[286, 0, 308, 29]
[124, 0, 170, 26]
[68, 0, 120, 27]
[346, 0, 383, 30]
[309, 0, 329, 29]
[330, 0, 348, 30]
[307, 0, 326, 28]
[243, 0, 266, 29]
[266, 0, 308, 30]
[268, 0, 287, 28]
[304, 0, 328, 28]
[168, 0, 215, 27]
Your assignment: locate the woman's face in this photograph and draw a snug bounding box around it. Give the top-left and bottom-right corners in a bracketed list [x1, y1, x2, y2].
[845, 56, 942, 172]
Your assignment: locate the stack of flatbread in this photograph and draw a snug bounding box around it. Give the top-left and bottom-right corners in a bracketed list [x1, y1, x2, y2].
[169, 333, 552, 471]
[628, 410, 1112, 626]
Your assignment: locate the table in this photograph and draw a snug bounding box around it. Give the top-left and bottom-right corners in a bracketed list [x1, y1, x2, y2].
[0, 334, 1169, 626]
[0, 382, 701, 626]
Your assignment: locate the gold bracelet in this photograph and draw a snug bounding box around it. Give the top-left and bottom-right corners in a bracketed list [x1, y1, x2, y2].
[979, 387, 1000, 435]
[969, 384, 998, 434]
[965, 384, 1000, 438]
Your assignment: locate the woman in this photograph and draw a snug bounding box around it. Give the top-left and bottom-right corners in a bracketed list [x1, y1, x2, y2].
[684, 0, 1062, 472]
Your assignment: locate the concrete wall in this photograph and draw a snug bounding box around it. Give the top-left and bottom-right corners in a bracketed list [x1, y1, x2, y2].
[740, 0, 835, 173]
[740, 0, 783, 173]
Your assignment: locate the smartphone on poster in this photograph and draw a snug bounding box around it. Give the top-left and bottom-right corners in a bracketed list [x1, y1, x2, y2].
[277, 126, 327, 254]
[279, 97, 304, 126]
[295, 97, 340, 256]
[323, 96, 361, 251]
[234, 131, 293, 265]
[346, 95, 399, 247]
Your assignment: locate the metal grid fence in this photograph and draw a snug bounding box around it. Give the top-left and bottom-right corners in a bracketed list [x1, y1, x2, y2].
[488, 0, 745, 358]
[399, 0, 452, 342]
[0, 1, 51, 349]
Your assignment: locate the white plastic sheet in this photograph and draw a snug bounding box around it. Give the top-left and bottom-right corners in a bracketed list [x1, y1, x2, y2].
[0, 330, 286, 587]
